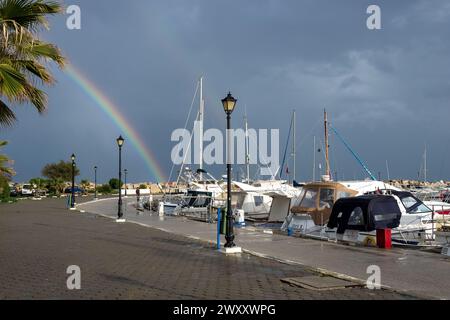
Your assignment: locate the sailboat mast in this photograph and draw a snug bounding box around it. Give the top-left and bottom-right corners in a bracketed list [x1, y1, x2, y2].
[292, 110, 296, 182]
[313, 136, 316, 182]
[386, 160, 391, 181]
[199, 76, 204, 180]
[244, 108, 250, 183]
[424, 145, 427, 182]
[324, 109, 331, 178]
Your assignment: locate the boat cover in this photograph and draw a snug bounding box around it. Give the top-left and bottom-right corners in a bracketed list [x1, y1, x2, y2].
[327, 195, 402, 233]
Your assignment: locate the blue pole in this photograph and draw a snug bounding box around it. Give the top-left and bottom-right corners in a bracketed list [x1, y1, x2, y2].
[330, 125, 377, 181]
[67, 194, 71, 208]
[217, 208, 221, 250]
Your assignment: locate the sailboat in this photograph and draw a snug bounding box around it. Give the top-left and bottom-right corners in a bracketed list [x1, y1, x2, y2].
[159, 77, 225, 216]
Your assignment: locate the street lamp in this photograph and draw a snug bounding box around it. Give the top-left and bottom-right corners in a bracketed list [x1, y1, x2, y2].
[124, 169, 128, 197]
[221, 92, 237, 248]
[117, 135, 125, 221]
[70, 154, 76, 209]
[94, 166, 98, 200]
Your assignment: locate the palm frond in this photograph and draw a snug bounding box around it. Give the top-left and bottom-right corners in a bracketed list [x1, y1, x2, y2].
[14, 59, 54, 84]
[0, 140, 15, 178]
[23, 82, 47, 113]
[0, 0, 67, 128]
[21, 40, 66, 67]
[0, 63, 26, 99]
[0, 0, 62, 33]
[0, 98, 16, 126]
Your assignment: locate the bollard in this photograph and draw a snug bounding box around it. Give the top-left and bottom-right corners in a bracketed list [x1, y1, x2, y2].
[287, 228, 293, 237]
[67, 194, 71, 209]
[376, 229, 392, 249]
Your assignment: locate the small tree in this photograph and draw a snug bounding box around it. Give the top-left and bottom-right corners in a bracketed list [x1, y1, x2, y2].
[108, 178, 122, 190]
[42, 160, 80, 181]
[48, 178, 66, 195]
[139, 184, 147, 189]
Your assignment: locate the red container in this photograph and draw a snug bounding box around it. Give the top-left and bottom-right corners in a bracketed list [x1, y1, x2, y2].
[376, 229, 392, 249]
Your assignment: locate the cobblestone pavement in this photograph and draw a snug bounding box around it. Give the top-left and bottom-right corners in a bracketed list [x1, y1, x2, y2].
[0, 198, 417, 300]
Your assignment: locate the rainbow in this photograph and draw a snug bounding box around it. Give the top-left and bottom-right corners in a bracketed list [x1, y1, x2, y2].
[65, 64, 166, 183]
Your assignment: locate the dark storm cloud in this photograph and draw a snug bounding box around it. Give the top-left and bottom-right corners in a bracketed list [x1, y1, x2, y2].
[2, 0, 450, 183]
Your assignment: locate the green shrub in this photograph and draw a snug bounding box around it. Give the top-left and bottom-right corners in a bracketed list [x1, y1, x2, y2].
[98, 184, 112, 194]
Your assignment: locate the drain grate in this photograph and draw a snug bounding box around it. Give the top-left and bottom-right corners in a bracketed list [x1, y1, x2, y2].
[281, 276, 363, 291]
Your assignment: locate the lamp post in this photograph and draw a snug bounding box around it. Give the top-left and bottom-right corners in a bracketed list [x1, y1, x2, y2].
[124, 169, 128, 197]
[221, 92, 237, 248]
[94, 166, 98, 200]
[71, 154, 76, 209]
[117, 135, 125, 221]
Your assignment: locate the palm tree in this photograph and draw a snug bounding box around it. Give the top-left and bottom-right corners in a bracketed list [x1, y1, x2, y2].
[0, 140, 14, 179]
[0, 0, 66, 126]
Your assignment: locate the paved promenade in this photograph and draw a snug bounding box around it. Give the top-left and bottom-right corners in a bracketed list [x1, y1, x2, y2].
[0, 197, 412, 300]
[78, 197, 450, 300]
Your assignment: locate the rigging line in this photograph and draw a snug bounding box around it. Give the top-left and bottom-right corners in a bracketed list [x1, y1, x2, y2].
[252, 162, 263, 181]
[328, 131, 335, 179]
[330, 131, 339, 180]
[330, 125, 376, 181]
[176, 110, 200, 187]
[295, 118, 322, 150]
[256, 150, 278, 181]
[317, 137, 327, 177]
[168, 80, 200, 183]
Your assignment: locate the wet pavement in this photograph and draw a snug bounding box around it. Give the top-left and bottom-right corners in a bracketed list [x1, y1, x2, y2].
[78, 197, 450, 299]
[0, 197, 415, 300]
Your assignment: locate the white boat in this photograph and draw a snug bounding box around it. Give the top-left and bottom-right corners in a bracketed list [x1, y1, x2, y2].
[231, 181, 275, 220]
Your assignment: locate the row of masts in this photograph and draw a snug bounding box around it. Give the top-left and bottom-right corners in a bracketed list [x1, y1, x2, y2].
[193, 76, 332, 183]
[191, 77, 429, 184]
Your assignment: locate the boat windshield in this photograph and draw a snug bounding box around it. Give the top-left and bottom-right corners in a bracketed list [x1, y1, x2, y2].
[300, 189, 318, 209]
[291, 189, 305, 207]
[399, 195, 432, 214]
[319, 188, 334, 209]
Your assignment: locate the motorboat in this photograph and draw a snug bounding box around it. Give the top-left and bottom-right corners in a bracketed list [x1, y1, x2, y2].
[231, 180, 303, 221]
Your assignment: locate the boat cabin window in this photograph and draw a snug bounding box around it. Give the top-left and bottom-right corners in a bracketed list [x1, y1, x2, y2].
[348, 207, 365, 226]
[401, 196, 417, 209]
[300, 189, 318, 209]
[319, 188, 334, 209]
[400, 196, 432, 214]
[253, 196, 264, 207]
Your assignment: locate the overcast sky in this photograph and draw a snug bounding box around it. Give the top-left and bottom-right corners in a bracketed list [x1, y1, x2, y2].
[2, 0, 450, 183]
